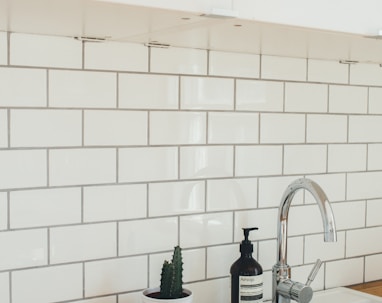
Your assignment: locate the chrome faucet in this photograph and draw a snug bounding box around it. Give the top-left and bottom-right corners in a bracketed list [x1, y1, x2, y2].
[272, 178, 337, 303]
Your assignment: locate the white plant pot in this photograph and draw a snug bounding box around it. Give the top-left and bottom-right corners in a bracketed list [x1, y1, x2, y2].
[141, 287, 193, 303]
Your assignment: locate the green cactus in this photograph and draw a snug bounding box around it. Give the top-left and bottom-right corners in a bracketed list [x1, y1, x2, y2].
[159, 246, 184, 299]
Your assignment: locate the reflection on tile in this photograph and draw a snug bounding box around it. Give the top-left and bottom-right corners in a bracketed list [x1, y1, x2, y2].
[236, 80, 283, 112]
[12, 264, 82, 303]
[209, 51, 260, 78]
[180, 76, 234, 110]
[149, 181, 205, 216]
[119, 217, 178, 256]
[180, 146, 234, 179]
[180, 213, 232, 248]
[208, 112, 259, 144]
[150, 111, 206, 145]
[119, 73, 178, 109]
[0, 229, 47, 270]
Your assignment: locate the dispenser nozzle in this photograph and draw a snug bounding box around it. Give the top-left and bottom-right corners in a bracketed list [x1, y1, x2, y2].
[242, 227, 259, 241]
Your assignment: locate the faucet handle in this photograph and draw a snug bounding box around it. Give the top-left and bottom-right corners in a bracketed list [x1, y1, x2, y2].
[277, 280, 313, 303]
[306, 259, 322, 286]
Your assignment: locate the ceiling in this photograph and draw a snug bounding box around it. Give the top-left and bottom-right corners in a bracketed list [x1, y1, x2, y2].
[1, 0, 382, 64]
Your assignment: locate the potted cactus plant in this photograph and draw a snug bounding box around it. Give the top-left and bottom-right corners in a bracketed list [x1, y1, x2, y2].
[142, 246, 193, 303]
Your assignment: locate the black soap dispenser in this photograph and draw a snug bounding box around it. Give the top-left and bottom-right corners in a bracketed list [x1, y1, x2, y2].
[230, 227, 263, 303]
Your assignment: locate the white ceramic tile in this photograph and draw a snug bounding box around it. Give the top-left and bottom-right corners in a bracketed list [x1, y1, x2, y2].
[307, 174, 346, 203]
[0, 110, 7, 148]
[261, 55, 306, 81]
[288, 204, 324, 236]
[119, 147, 177, 182]
[350, 63, 382, 86]
[85, 41, 148, 71]
[119, 217, 178, 256]
[207, 178, 257, 211]
[10, 109, 82, 147]
[10, 188, 81, 228]
[234, 208, 278, 241]
[287, 237, 304, 266]
[329, 85, 368, 114]
[263, 272, 273, 301]
[83, 184, 146, 222]
[258, 240, 277, 271]
[308, 59, 348, 84]
[69, 297, 116, 303]
[349, 115, 382, 143]
[182, 248, 206, 282]
[84, 110, 147, 146]
[0, 272, 9, 303]
[149, 181, 205, 216]
[325, 258, 364, 288]
[180, 213, 232, 248]
[85, 256, 147, 297]
[347, 226, 382, 257]
[260, 113, 305, 143]
[332, 201, 365, 230]
[50, 223, 116, 264]
[306, 114, 347, 143]
[347, 171, 382, 200]
[236, 80, 284, 112]
[119, 73, 178, 109]
[119, 292, 141, 303]
[367, 199, 382, 227]
[0, 229, 47, 270]
[285, 82, 328, 112]
[0, 67, 46, 107]
[207, 244, 237, 279]
[180, 146, 234, 179]
[209, 51, 260, 78]
[0, 32, 7, 65]
[12, 264, 82, 303]
[49, 70, 116, 108]
[186, 278, 230, 303]
[328, 144, 367, 172]
[365, 254, 382, 282]
[150, 47, 207, 75]
[304, 232, 345, 263]
[368, 144, 382, 170]
[235, 145, 282, 177]
[0, 193, 7, 230]
[150, 111, 206, 145]
[49, 148, 116, 186]
[10, 33, 82, 68]
[0, 150, 47, 190]
[180, 76, 234, 110]
[369, 87, 382, 114]
[208, 112, 259, 144]
[258, 176, 304, 208]
[283, 145, 327, 174]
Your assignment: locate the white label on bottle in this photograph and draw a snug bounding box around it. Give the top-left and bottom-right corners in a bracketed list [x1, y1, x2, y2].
[239, 275, 263, 303]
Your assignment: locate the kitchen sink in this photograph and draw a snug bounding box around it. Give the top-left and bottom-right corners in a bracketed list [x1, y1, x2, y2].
[312, 287, 382, 303]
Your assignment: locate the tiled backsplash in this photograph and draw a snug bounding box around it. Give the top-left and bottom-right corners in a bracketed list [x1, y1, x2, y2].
[1, 31, 382, 303]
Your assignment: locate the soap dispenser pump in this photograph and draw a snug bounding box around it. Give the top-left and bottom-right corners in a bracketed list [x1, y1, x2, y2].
[230, 227, 263, 303]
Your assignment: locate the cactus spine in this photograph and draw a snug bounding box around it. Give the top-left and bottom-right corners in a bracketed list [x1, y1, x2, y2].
[159, 246, 183, 299]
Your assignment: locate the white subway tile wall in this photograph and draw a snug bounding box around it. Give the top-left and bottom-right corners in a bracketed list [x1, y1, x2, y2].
[0, 32, 7, 65]
[10, 33, 82, 68]
[1, 32, 382, 303]
[0, 110, 7, 148]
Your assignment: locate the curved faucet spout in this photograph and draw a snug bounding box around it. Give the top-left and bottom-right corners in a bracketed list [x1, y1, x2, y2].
[273, 178, 337, 303]
[277, 178, 337, 267]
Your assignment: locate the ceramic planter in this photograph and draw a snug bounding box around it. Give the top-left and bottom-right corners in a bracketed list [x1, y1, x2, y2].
[141, 287, 193, 303]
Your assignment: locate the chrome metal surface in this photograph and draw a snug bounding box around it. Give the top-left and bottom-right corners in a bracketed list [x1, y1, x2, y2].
[272, 178, 337, 303]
